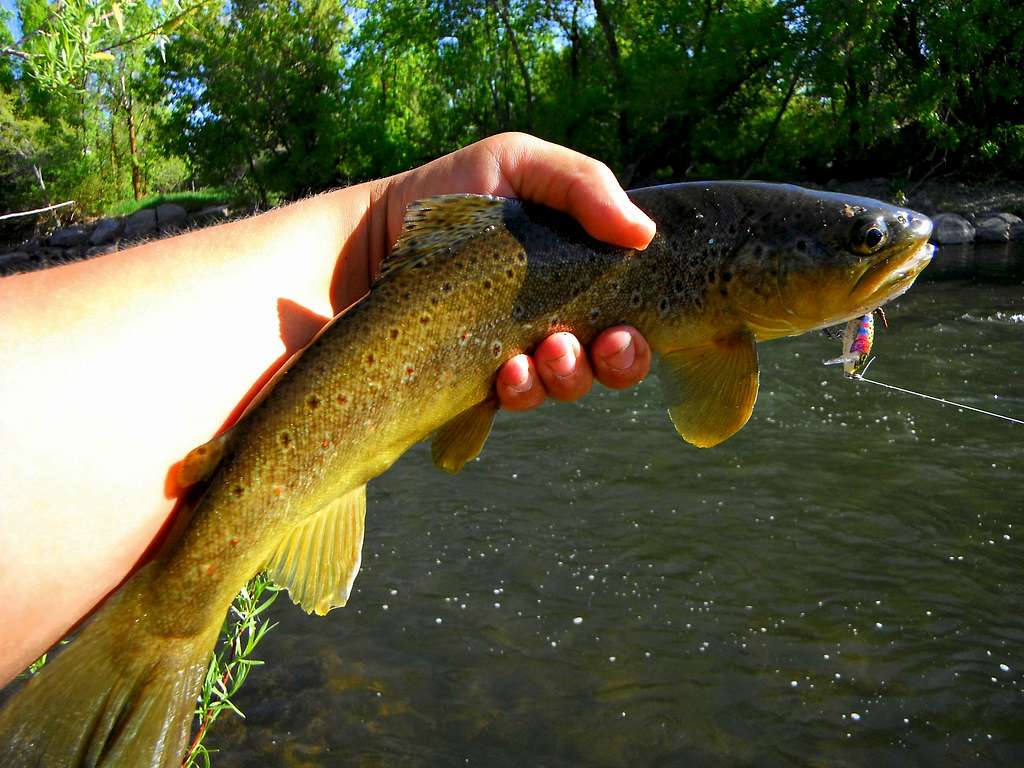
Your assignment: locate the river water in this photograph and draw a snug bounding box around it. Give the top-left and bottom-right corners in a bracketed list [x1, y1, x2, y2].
[210, 243, 1023, 767]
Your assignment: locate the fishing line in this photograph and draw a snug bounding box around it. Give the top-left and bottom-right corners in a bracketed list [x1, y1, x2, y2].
[849, 358, 1024, 426]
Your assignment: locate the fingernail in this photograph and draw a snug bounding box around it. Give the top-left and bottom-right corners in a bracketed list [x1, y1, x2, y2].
[507, 359, 531, 393]
[549, 349, 579, 379]
[602, 335, 635, 372]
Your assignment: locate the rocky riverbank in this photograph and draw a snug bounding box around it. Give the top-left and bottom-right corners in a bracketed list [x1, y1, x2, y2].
[828, 177, 1024, 245]
[2, 179, 1022, 277]
[0, 202, 235, 276]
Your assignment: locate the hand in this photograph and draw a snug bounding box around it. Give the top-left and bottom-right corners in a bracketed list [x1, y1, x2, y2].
[384, 133, 657, 409]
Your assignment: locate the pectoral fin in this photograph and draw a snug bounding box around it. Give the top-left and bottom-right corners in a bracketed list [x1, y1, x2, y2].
[267, 485, 366, 615]
[167, 428, 237, 496]
[659, 333, 759, 448]
[431, 398, 498, 474]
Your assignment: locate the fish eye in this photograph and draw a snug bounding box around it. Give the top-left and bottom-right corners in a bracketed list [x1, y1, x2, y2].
[851, 218, 889, 255]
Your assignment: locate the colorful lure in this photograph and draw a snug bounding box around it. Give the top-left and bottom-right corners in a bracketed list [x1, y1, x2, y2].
[824, 309, 885, 378]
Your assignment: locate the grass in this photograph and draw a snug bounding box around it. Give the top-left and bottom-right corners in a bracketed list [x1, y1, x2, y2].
[103, 189, 233, 218]
[183, 573, 281, 768]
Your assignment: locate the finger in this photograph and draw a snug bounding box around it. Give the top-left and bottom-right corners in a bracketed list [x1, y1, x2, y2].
[590, 326, 652, 390]
[496, 354, 547, 412]
[485, 133, 656, 250]
[533, 332, 593, 403]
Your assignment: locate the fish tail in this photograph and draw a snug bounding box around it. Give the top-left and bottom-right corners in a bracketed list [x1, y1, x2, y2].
[0, 564, 219, 767]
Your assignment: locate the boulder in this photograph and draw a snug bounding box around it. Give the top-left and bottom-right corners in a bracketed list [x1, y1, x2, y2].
[89, 217, 123, 245]
[0, 251, 33, 272]
[85, 245, 115, 259]
[188, 204, 231, 226]
[931, 213, 974, 244]
[156, 203, 188, 229]
[973, 212, 1024, 243]
[123, 208, 157, 240]
[49, 226, 89, 248]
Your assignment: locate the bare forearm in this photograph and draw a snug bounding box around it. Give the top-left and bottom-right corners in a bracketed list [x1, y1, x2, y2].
[0, 183, 383, 681]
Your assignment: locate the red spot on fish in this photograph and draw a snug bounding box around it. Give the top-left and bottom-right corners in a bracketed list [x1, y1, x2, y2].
[322, 439, 331, 448]
[206, 564, 216, 576]
[229, 538, 239, 547]
[273, 484, 284, 497]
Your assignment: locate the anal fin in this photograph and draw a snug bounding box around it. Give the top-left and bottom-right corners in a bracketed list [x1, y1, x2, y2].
[431, 398, 498, 474]
[659, 333, 759, 448]
[267, 485, 366, 615]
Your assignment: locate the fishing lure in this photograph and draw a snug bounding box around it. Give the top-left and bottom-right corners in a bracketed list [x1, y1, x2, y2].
[824, 309, 885, 378]
[822, 310, 1023, 425]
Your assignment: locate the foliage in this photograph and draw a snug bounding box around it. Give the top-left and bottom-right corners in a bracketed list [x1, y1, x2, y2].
[3, 0, 1022, 220]
[182, 572, 280, 768]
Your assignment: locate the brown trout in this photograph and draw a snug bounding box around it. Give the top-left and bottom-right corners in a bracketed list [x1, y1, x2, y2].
[0, 182, 933, 766]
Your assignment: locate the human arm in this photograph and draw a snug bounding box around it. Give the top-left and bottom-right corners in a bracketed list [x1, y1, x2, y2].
[0, 133, 654, 683]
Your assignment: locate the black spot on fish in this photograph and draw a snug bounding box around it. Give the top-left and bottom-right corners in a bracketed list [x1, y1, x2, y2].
[512, 304, 525, 320]
[336, 394, 349, 405]
[796, 240, 808, 252]
[673, 278, 686, 295]
[442, 282, 453, 293]
[753, 244, 764, 258]
[307, 396, 320, 410]
[706, 269, 715, 283]
[492, 342, 503, 357]
[630, 290, 643, 308]
[366, 353, 375, 365]
[232, 485, 244, 497]
[390, 328, 400, 340]
[722, 271, 732, 283]
[483, 279, 492, 290]
[279, 432, 291, 447]
[506, 268, 515, 279]
[658, 297, 670, 315]
[589, 308, 601, 321]
[420, 315, 431, 324]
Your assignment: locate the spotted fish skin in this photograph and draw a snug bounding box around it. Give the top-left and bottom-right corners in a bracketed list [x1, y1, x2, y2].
[0, 182, 934, 767]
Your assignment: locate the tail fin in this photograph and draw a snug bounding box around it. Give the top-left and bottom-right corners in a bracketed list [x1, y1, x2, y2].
[0, 568, 219, 767]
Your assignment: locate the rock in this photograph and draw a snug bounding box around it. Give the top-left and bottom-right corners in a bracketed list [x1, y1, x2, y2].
[89, 217, 123, 245]
[188, 204, 231, 226]
[931, 213, 975, 244]
[973, 212, 1024, 243]
[49, 226, 89, 247]
[122, 208, 157, 240]
[0, 251, 33, 271]
[85, 245, 115, 259]
[156, 203, 188, 229]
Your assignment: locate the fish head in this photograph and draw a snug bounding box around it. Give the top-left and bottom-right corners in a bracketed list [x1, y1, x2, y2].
[721, 184, 934, 340]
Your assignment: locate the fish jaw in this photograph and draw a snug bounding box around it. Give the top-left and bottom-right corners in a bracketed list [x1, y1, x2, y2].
[729, 204, 934, 341]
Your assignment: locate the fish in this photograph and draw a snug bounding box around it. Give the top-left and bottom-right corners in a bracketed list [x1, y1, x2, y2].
[0, 182, 934, 766]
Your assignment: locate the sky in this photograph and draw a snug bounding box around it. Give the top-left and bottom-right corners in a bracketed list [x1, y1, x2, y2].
[2, 0, 22, 40]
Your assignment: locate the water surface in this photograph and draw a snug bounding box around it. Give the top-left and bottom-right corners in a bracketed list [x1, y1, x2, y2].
[211, 243, 1023, 767]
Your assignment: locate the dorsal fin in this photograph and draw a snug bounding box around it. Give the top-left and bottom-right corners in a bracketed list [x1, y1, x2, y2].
[266, 485, 366, 615]
[382, 194, 510, 277]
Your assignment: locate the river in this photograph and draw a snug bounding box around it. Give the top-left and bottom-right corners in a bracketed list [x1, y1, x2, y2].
[210, 243, 1023, 767]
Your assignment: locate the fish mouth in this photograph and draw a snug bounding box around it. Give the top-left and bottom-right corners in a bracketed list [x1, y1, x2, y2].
[851, 231, 934, 308]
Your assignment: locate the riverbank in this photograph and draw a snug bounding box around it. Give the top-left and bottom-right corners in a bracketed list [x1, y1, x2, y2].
[1, 179, 1022, 277]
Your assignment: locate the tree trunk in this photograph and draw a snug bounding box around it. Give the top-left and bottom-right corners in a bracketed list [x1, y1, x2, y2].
[592, 0, 630, 163]
[498, 0, 534, 130]
[121, 74, 143, 201]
